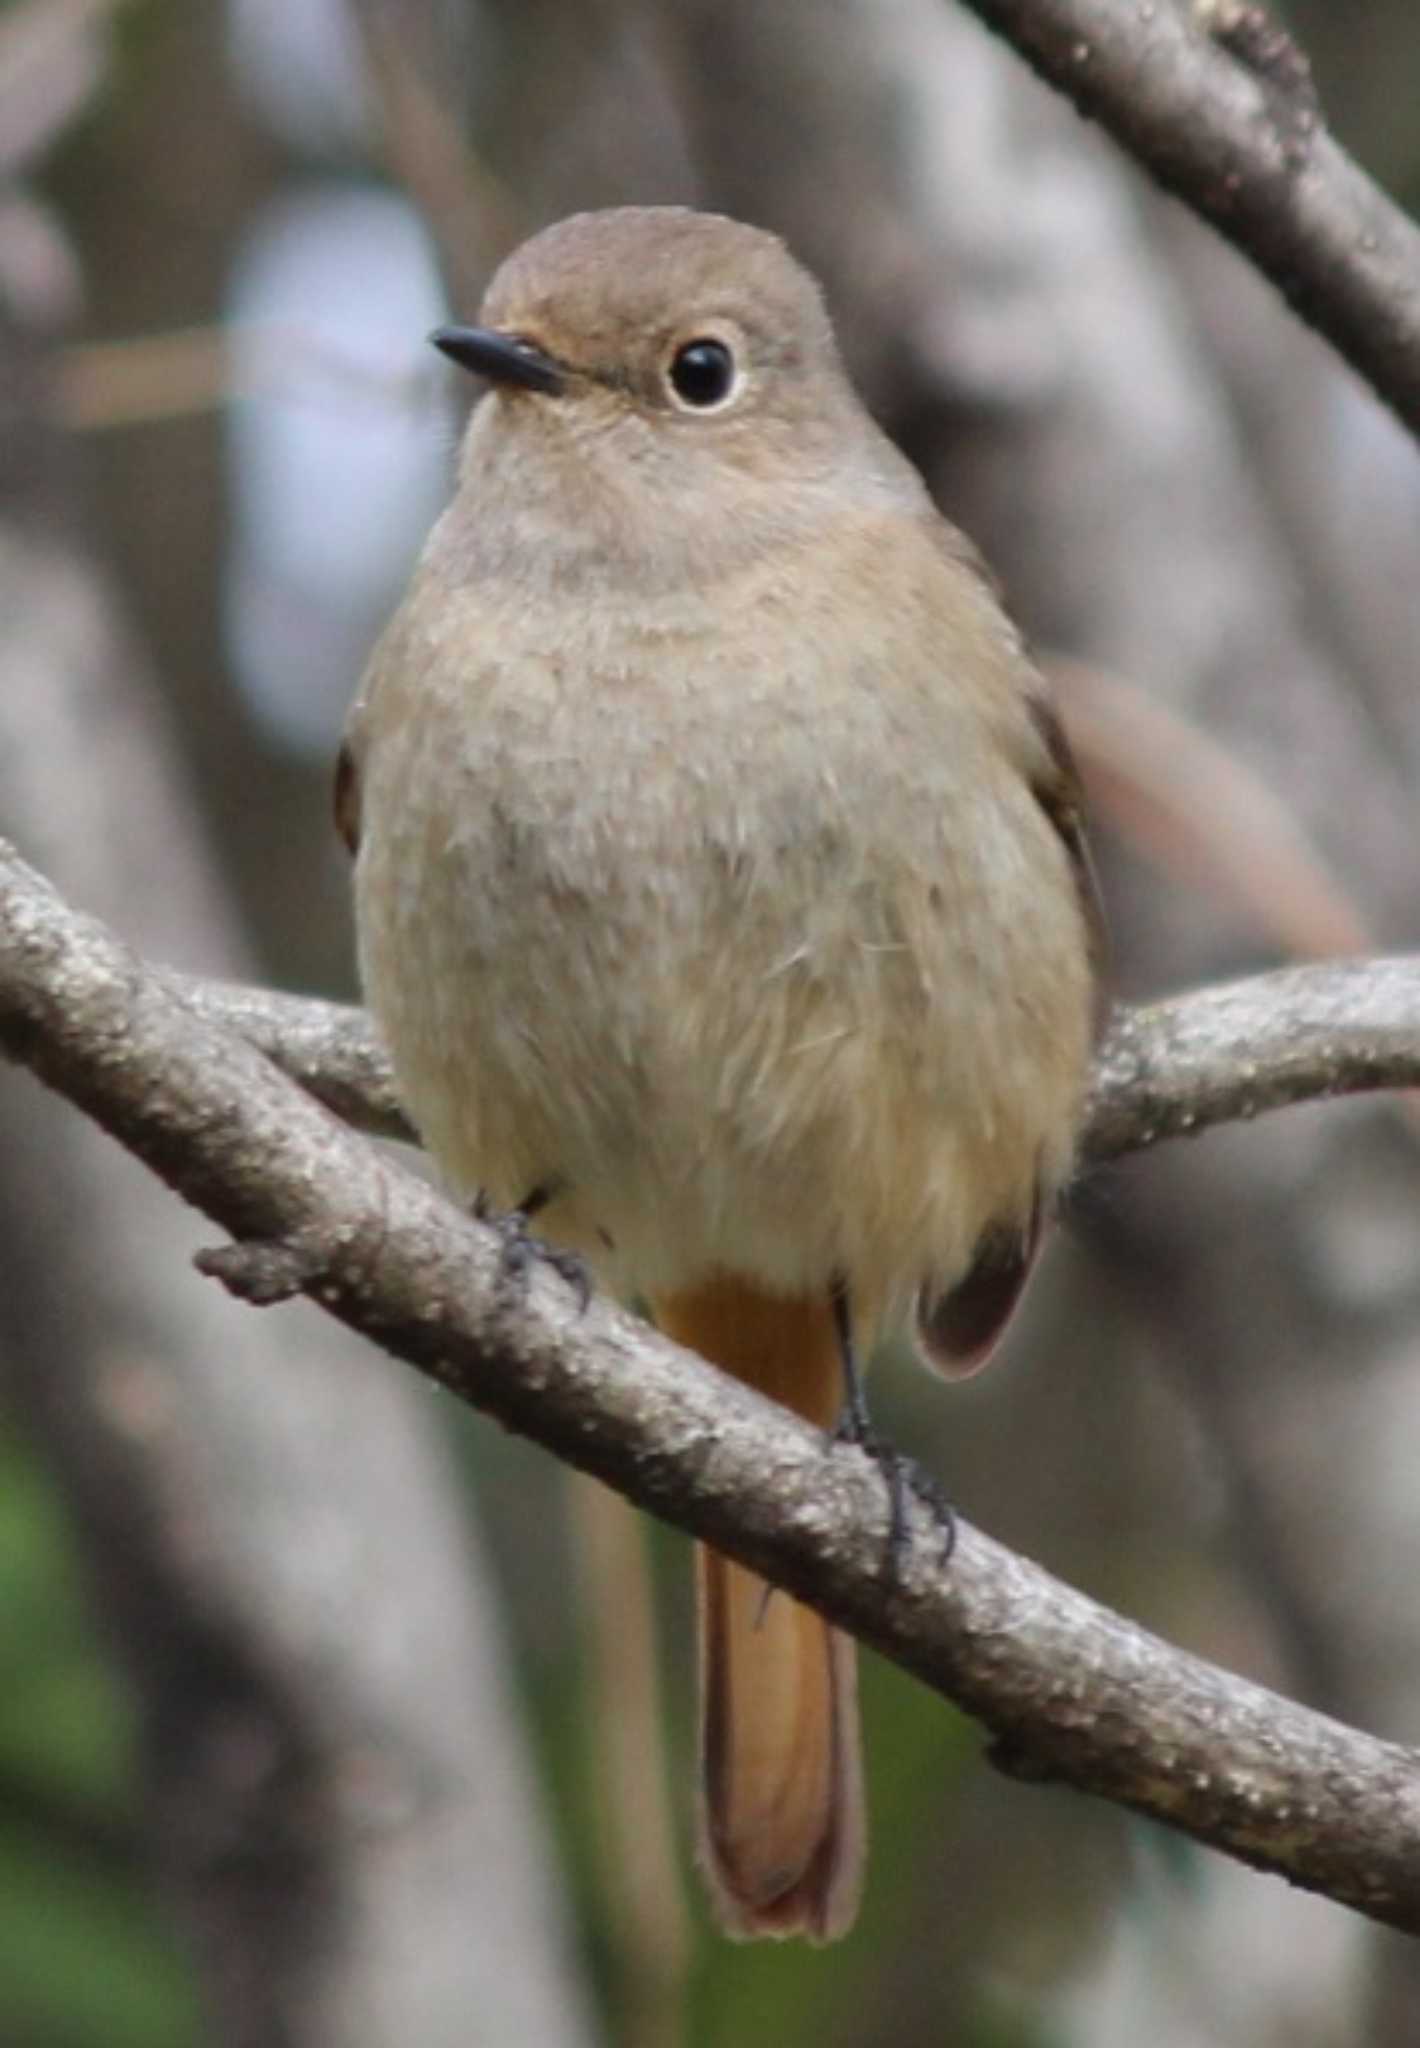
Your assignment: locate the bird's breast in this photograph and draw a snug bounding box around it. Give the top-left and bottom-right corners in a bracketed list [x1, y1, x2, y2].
[352, 579, 1093, 1306]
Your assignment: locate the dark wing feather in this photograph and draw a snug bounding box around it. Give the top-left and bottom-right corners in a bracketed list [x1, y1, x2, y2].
[916, 1207, 1041, 1380]
[333, 740, 362, 857]
[916, 684, 1104, 1379]
[1025, 693, 1109, 1035]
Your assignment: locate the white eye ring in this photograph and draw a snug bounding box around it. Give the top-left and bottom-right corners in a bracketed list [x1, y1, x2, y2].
[666, 336, 743, 412]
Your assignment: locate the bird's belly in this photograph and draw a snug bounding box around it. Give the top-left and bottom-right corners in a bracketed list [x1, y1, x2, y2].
[361, 814, 1080, 1317]
[362, 835, 859, 1291]
[354, 668, 1092, 1315]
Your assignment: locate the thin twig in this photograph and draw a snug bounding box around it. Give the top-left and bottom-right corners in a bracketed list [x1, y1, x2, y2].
[58, 324, 444, 432]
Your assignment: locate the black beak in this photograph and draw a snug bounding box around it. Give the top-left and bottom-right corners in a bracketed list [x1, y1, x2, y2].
[430, 324, 564, 395]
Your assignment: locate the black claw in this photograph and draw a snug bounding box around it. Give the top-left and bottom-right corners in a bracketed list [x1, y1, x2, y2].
[475, 1192, 591, 1311]
[832, 1414, 958, 1580]
[830, 1277, 957, 1580]
[543, 1242, 592, 1312]
[517, 1178, 560, 1221]
[910, 1462, 959, 1569]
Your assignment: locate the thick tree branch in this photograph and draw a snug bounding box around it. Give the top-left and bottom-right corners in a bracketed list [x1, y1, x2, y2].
[950, 0, 1420, 439]
[167, 957, 1420, 1165]
[4, 835, 1420, 1932]
[1084, 956, 1420, 1159]
[174, 973, 416, 1144]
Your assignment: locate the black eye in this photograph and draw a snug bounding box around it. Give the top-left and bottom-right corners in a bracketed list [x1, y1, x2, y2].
[668, 338, 738, 410]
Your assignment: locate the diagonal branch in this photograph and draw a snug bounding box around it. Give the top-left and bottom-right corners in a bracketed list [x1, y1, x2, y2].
[950, 0, 1420, 439]
[3, 834, 1420, 1932]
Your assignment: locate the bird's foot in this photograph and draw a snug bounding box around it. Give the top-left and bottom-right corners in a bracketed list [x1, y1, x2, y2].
[473, 1190, 591, 1312]
[830, 1404, 957, 1582]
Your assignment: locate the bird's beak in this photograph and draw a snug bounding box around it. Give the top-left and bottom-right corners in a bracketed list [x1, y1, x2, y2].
[430, 325, 565, 395]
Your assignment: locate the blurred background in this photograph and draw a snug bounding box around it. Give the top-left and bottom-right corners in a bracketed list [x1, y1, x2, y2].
[4, 1, 1420, 2043]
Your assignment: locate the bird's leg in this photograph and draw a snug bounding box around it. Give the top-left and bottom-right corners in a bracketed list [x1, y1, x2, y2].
[829, 1277, 955, 1578]
[474, 1178, 591, 1310]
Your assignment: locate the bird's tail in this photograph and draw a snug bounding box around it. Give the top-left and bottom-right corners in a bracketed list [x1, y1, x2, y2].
[652, 1277, 864, 1941]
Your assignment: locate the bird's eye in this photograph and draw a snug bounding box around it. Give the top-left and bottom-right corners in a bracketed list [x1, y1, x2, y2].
[668, 338, 740, 411]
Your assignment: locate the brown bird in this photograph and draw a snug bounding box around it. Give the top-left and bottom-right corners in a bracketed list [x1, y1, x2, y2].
[338, 207, 1099, 1941]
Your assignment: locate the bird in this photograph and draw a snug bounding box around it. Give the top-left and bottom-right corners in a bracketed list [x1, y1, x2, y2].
[337, 205, 1100, 1941]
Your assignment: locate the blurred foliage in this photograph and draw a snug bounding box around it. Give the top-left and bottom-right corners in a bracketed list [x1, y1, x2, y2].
[0, 1421, 197, 2046]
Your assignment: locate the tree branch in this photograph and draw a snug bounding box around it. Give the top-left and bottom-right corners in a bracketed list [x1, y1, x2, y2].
[949, 0, 1420, 439]
[174, 972, 416, 1144]
[1083, 956, 1420, 1160]
[3, 834, 1420, 1932]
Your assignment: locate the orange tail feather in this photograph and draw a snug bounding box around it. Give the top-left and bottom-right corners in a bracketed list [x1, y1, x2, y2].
[653, 1278, 864, 1942]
